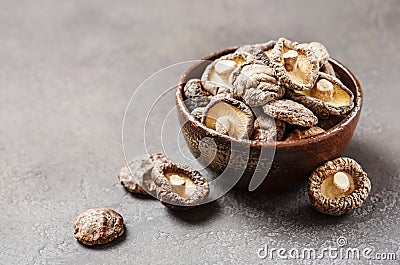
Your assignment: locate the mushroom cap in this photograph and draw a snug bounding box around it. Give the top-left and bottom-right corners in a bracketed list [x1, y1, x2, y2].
[201, 97, 254, 139]
[321, 61, 336, 77]
[252, 113, 286, 141]
[285, 126, 325, 141]
[182, 79, 212, 112]
[270, 38, 319, 91]
[152, 162, 210, 210]
[308, 157, 371, 216]
[118, 153, 168, 196]
[262, 99, 318, 127]
[306, 42, 330, 67]
[201, 52, 249, 95]
[183, 79, 208, 99]
[286, 72, 354, 118]
[229, 63, 284, 106]
[74, 208, 124, 245]
[235, 40, 276, 58]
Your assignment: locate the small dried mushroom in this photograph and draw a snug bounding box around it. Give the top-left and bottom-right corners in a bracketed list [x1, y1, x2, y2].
[202, 97, 254, 139]
[308, 157, 371, 216]
[262, 99, 318, 127]
[74, 208, 124, 245]
[183, 79, 211, 112]
[152, 162, 209, 210]
[285, 126, 325, 141]
[270, 38, 319, 91]
[252, 113, 286, 142]
[201, 53, 248, 95]
[118, 153, 168, 196]
[229, 63, 285, 106]
[286, 72, 354, 118]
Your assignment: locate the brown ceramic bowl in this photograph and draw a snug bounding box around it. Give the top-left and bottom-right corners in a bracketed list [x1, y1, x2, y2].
[176, 47, 362, 192]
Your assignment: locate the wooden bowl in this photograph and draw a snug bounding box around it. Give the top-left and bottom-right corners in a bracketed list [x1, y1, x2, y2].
[176, 47, 362, 192]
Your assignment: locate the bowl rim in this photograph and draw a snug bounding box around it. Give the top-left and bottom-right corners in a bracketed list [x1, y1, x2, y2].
[176, 46, 362, 149]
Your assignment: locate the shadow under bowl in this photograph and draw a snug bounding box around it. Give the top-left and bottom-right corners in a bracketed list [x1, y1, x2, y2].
[176, 47, 362, 192]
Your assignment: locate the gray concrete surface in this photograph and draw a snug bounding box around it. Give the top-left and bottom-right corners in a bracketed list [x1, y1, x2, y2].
[1, 0, 399, 264]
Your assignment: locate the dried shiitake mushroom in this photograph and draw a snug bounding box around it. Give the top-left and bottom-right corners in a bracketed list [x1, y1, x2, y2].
[304, 42, 329, 67]
[286, 72, 354, 118]
[285, 126, 325, 141]
[152, 162, 209, 210]
[201, 97, 254, 139]
[318, 115, 345, 130]
[229, 63, 285, 106]
[252, 113, 286, 142]
[201, 53, 248, 95]
[118, 153, 168, 196]
[74, 208, 124, 245]
[308, 157, 371, 216]
[262, 99, 318, 127]
[190, 106, 207, 121]
[270, 38, 319, 91]
[321, 61, 336, 77]
[235, 40, 276, 58]
[183, 79, 212, 112]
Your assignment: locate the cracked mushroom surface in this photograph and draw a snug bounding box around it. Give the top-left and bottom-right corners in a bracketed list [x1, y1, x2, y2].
[118, 153, 168, 196]
[270, 37, 319, 91]
[262, 99, 318, 127]
[183, 79, 212, 112]
[305, 42, 330, 67]
[152, 162, 209, 210]
[235, 40, 276, 58]
[285, 126, 325, 141]
[286, 72, 354, 118]
[308, 157, 371, 216]
[201, 52, 248, 95]
[252, 113, 286, 142]
[201, 97, 254, 139]
[74, 208, 124, 245]
[229, 63, 285, 106]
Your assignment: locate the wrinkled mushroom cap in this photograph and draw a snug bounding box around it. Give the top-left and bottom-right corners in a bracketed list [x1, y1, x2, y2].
[152, 162, 210, 210]
[262, 99, 318, 127]
[306, 42, 330, 67]
[183, 79, 211, 112]
[201, 52, 248, 95]
[118, 153, 168, 196]
[235, 40, 276, 59]
[229, 62, 284, 106]
[252, 113, 286, 141]
[201, 97, 254, 139]
[74, 208, 125, 245]
[308, 157, 371, 216]
[285, 126, 325, 141]
[286, 72, 354, 118]
[270, 38, 319, 91]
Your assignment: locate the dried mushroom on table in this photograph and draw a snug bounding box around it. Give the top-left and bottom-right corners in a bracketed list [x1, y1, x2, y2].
[118, 153, 168, 196]
[182, 37, 356, 141]
[74, 208, 125, 245]
[152, 162, 210, 210]
[308, 157, 371, 216]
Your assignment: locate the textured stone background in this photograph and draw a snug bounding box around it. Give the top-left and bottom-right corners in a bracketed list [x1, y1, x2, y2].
[0, 0, 399, 264]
